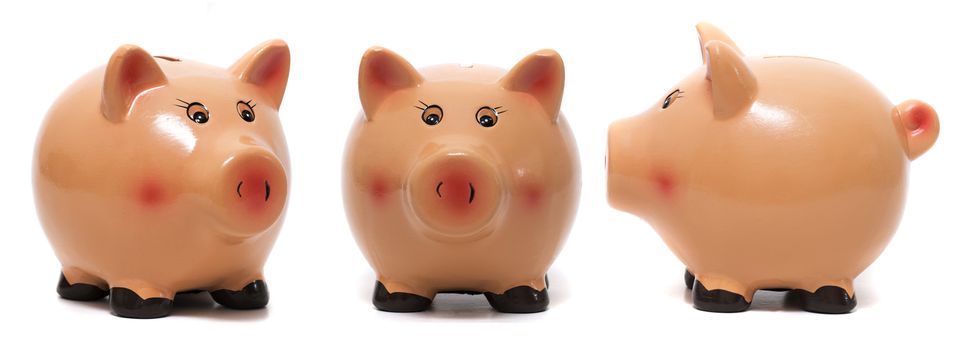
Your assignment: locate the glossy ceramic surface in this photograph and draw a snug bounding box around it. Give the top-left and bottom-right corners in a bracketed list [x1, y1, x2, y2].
[607, 23, 939, 313]
[34, 40, 292, 318]
[343, 47, 581, 313]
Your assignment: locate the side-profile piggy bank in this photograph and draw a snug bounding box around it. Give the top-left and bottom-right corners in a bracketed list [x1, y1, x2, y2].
[607, 23, 939, 313]
[343, 48, 580, 313]
[33, 41, 291, 318]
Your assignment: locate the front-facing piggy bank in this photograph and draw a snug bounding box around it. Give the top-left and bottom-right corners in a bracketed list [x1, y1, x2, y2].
[607, 23, 939, 313]
[33, 41, 291, 318]
[343, 48, 580, 313]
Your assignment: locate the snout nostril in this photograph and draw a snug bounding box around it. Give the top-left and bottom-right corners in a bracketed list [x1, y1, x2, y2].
[264, 180, 271, 202]
[236, 179, 273, 201]
[434, 181, 476, 203]
[469, 182, 475, 204]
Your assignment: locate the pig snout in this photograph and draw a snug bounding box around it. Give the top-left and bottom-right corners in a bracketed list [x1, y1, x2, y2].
[216, 147, 288, 237]
[607, 118, 647, 217]
[407, 150, 504, 240]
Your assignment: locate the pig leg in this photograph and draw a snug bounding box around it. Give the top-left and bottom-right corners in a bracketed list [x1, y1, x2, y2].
[57, 268, 108, 301]
[373, 280, 434, 312]
[792, 280, 857, 314]
[108, 282, 173, 319]
[210, 278, 270, 310]
[484, 276, 550, 313]
[691, 275, 753, 313]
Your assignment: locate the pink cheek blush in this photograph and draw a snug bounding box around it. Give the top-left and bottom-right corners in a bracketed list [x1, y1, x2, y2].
[137, 180, 167, 207]
[523, 184, 544, 208]
[652, 171, 676, 198]
[369, 176, 391, 204]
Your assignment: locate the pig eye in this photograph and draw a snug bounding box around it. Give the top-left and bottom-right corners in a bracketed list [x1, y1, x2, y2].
[662, 89, 683, 109]
[177, 100, 209, 124]
[237, 100, 256, 122]
[417, 102, 443, 126]
[475, 106, 500, 128]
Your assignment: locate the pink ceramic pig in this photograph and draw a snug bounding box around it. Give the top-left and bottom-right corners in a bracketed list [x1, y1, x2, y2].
[343, 47, 580, 313]
[607, 23, 939, 313]
[34, 41, 291, 318]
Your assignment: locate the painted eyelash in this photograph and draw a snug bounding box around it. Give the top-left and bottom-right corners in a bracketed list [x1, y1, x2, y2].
[413, 102, 509, 114]
[414, 100, 430, 110]
[176, 99, 257, 108]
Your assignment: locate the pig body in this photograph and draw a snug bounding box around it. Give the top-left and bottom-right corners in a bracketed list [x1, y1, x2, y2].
[607, 24, 939, 313]
[343, 48, 580, 313]
[34, 41, 292, 318]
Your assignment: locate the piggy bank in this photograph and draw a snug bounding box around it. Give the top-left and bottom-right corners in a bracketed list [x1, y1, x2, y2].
[343, 48, 580, 313]
[607, 23, 939, 313]
[33, 41, 291, 318]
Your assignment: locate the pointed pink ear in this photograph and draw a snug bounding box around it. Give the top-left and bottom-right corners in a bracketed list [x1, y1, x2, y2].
[704, 40, 757, 119]
[500, 49, 565, 122]
[230, 39, 291, 108]
[101, 45, 168, 122]
[358, 47, 423, 118]
[696, 22, 743, 63]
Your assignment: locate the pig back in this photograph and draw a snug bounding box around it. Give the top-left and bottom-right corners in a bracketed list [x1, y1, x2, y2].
[658, 57, 908, 286]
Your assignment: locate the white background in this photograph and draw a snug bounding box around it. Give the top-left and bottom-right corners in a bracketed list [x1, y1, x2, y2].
[1, 0, 958, 348]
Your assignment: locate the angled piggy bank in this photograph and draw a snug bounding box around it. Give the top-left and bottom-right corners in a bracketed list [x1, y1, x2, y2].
[33, 41, 291, 318]
[343, 48, 580, 313]
[607, 23, 939, 313]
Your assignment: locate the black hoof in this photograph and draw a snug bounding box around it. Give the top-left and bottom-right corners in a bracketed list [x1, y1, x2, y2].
[684, 269, 695, 290]
[692, 280, 750, 313]
[794, 286, 856, 314]
[211, 280, 269, 310]
[57, 273, 107, 301]
[373, 281, 432, 312]
[109, 287, 173, 319]
[484, 286, 549, 313]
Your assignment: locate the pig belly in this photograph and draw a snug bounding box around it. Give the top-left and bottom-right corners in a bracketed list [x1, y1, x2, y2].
[659, 178, 907, 297]
[349, 207, 562, 297]
[375, 254, 551, 298]
[37, 186, 276, 295]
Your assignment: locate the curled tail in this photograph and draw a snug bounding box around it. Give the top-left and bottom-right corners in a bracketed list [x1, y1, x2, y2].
[893, 100, 939, 160]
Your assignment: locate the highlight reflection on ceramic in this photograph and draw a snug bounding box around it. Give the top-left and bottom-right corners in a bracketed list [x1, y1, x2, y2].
[34, 40, 292, 319]
[343, 47, 581, 313]
[607, 22, 939, 314]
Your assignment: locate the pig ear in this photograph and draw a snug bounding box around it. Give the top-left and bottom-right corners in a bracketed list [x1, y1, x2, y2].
[358, 47, 423, 118]
[500, 49, 565, 122]
[101, 45, 168, 122]
[230, 39, 291, 108]
[704, 40, 757, 119]
[697, 22, 743, 63]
